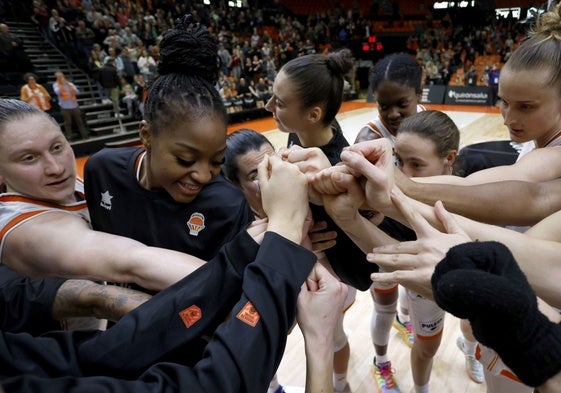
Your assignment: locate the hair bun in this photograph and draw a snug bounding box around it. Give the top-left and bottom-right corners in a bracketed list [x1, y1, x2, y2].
[326, 49, 354, 77]
[534, 2, 561, 40]
[157, 14, 219, 84]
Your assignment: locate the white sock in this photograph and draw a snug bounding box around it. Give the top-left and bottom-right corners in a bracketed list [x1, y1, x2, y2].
[414, 383, 429, 393]
[398, 285, 410, 322]
[463, 337, 477, 356]
[375, 354, 389, 364]
[333, 372, 347, 391]
[397, 310, 410, 324]
[371, 299, 397, 346]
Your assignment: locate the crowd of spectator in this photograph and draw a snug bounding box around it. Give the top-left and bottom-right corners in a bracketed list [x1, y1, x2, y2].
[407, 10, 526, 87]
[16, 0, 531, 120]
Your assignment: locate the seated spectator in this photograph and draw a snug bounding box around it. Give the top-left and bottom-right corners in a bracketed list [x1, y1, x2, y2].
[119, 47, 136, 82]
[424, 61, 441, 85]
[465, 65, 478, 86]
[236, 77, 251, 99]
[88, 49, 104, 74]
[120, 76, 138, 117]
[92, 43, 108, 63]
[74, 20, 95, 61]
[103, 28, 125, 50]
[121, 26, 139, 47]
[105, 47, 124, 76]
[253, 77, 271, 105]
[0, 23, 33, 72]
[132, 73, 147, 117]
[137, 48, 156, 81]
[219, 82, 236, 113]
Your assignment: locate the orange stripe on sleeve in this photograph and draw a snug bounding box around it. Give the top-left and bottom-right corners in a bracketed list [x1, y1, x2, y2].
[0, 195, 85, 211]
[0, 210, 47, 243]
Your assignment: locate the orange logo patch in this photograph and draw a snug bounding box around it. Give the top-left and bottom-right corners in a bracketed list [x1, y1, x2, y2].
[236, 301, 260, 327]
[179, 305, 202, 328]
[187, 212, 205, 236]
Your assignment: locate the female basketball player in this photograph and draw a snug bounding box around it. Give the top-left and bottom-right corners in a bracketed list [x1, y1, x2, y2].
[84, 16, 254, 267]
[264, 48, 364, 393]
[0, 98, 206, 292]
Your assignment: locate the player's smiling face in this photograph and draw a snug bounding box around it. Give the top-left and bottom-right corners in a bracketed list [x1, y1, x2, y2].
[140, 114, 227, 203]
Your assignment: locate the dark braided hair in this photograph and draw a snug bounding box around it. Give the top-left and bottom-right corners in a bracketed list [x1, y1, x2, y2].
[369, 53, 423, 95]
[144, 14, 226, 134]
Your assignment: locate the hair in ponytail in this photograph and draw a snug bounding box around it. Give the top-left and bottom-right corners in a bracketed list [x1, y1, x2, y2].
[280, 49, 354, 126]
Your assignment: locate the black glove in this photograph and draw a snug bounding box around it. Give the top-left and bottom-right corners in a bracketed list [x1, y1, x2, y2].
[431, 241, 561, 387]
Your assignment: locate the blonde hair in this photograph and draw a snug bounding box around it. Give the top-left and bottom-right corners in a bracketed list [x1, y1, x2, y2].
[506, 2, 561, 96]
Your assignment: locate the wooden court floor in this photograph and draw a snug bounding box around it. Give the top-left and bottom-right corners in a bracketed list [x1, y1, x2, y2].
[74, 100, 510, 393]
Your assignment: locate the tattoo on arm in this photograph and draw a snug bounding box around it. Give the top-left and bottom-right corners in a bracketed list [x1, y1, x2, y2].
[52, 280, 152, 322]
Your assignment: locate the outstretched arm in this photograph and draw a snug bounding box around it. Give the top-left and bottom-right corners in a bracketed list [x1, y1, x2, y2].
[338, 141, 561, 308]
[2, 212, 206, 291]
[369, 191, 561, 309]
[396, 170, 561, 226]
[0, 230, 317, 393]
[407, 146, 561, 185]
[52, 280, 151, 322]
[395, 146, 561, 226]
[1, 152, 317, 393]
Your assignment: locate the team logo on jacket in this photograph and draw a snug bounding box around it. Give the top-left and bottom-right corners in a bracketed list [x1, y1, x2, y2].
[100, 190, 113, 210]
[187, 212, 206, 236]
[237, 301, 260, 327]
[179, 305, 202, 328]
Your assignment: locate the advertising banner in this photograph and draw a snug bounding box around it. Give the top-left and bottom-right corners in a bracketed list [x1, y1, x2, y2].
[444, 86, 489, 105]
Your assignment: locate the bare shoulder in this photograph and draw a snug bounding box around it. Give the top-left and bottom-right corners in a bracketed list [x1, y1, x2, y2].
[513, 146, 561, 182]
[2, 211, 90, 277]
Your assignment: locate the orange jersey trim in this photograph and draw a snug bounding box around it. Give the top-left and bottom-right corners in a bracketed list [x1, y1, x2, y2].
[0, 195, 86, 212]
[0, 210, 47, 242]
[416, 329, 443, 341]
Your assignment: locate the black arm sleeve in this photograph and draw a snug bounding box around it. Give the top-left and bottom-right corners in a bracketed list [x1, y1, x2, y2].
[311, 204, 377, 291]
[0, 265, 64, 335]
[1, 232, 316, 393]
[0, 229, 259, 378]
